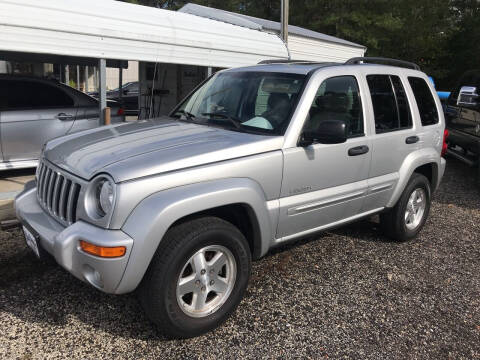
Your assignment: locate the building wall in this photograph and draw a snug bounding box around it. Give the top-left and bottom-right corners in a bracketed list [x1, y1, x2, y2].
[106, 61, 139, 90]
[0, 61, 8, 73]
[288, 34, 365, 63]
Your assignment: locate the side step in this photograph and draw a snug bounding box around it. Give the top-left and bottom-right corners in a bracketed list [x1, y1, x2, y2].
[446, 148, 478, 167]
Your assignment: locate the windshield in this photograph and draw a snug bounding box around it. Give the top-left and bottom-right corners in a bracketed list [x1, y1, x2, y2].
[171, 71, 306, 135]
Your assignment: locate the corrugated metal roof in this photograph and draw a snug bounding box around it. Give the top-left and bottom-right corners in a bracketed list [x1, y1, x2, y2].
[179, 3, 366, 50]
[0, 0, 289, 68]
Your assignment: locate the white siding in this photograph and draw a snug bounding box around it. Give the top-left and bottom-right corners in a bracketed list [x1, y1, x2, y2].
[0, 0, 288, 68]
[288, 34, 365, 63]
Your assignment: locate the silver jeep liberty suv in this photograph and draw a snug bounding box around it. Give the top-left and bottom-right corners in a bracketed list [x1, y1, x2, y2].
[16, 57, 447, 338]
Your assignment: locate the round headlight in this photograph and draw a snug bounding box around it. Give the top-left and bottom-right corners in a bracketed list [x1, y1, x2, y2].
[86, 176, 116, 220]
[99, 179, 114, 215]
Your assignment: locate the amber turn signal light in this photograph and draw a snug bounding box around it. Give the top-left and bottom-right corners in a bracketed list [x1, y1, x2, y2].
[79, 240, 126, 258]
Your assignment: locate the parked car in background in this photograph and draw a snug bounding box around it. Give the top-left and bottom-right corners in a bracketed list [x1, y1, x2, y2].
[16, 58, 446, 338]
[89, 81, 139, 115]
[444, 70, 480, 184]
[0, 75, 125, 170]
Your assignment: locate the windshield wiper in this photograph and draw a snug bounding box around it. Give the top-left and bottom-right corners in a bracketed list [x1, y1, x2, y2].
[201, 112, 242, 129]
[175, 109, 196, 121]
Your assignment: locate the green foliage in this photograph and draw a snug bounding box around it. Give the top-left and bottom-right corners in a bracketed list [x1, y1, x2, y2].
[119, 0, 480, 89]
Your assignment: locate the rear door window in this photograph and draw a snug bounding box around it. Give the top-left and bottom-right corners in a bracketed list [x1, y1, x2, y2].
[408, 77, 439, 126]
[367, 75, 412, 133]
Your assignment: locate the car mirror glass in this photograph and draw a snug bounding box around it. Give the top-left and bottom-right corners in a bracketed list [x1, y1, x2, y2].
[300, 119, 347, 146]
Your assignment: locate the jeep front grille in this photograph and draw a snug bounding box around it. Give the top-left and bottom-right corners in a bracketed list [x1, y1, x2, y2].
[36, 160, 81, 226]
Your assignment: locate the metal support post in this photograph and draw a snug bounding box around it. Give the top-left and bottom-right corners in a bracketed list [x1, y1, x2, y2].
[84, 66, 89, 92]
[280, 0, 289, 45]
[98, 58, 107, 125]
[118, 67, 123, 101]
[65, 64, 70, 85]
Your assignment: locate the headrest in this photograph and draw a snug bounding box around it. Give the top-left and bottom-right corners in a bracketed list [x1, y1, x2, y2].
[316, 92, 348, 113]
[268, 93, 290, 108]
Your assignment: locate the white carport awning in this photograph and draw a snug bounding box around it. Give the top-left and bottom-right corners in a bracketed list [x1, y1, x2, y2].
[0, 0, 289, 68]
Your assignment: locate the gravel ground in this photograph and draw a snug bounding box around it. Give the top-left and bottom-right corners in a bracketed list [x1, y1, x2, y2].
[0, 157, 479, 359]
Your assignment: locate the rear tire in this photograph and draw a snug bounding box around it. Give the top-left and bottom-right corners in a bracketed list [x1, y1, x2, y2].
[139, 216, 251, 338]
[380, 173, 431, 242]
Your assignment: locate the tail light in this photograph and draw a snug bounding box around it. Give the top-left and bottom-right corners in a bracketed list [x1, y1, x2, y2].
[441, 129, 449, 157]
[117, 107, 125, 116]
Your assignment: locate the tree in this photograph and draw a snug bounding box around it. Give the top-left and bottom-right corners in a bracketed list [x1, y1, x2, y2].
[443, 0, 480, 87]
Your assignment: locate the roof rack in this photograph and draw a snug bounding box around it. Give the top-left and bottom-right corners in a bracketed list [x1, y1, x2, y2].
[257, 59, 325, 65]
[344, 57, 421, 71]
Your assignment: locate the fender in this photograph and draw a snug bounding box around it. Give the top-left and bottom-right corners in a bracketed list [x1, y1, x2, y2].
[387, 147, 442, 208]
[116, 177, 273, 294]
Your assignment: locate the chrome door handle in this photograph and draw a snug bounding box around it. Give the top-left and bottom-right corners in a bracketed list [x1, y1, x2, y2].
[56, 113, 74, 120]
[405, 136, 419, 144]
[348, 145, 369, 156]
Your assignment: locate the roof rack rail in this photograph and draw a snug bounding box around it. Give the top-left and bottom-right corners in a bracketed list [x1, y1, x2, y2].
[258, 59, 322, 65]
[345, 57, 421, 71]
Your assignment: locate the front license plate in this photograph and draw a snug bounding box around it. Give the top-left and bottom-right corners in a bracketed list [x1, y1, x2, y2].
[23, 226, 40, 258]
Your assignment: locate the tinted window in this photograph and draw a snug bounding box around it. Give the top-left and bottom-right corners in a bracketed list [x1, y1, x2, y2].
[408, 77, 439, 126]
[0, 80, 8, 110]
[367, 75, 412, 133]
[304, 76, 364, 137]
[390, 76, 412, 128]
[0, 80, 73, 110]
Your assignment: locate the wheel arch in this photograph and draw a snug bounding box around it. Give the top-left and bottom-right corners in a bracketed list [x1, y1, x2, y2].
[170, 203, 263, 261]
[387, 148, 442, 208]
[115, 178, 273, 294]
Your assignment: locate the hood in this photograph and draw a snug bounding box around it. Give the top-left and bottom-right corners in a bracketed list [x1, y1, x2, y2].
[44, 117, 284, 182]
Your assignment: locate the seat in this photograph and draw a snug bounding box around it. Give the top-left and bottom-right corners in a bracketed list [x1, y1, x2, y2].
[262, 92, 291, 128]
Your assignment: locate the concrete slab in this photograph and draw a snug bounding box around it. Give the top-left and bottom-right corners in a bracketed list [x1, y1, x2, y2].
[0, 168, 35, 221]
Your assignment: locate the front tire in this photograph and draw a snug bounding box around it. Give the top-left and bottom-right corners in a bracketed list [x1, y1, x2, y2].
[139, 217, 251, 338]
[380, 173, 431, 241]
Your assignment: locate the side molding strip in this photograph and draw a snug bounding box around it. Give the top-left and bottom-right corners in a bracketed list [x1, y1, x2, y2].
[287, 190, 366, 216]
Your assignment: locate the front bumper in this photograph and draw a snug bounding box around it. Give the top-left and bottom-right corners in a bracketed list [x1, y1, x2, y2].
[15, 181, 134, 294]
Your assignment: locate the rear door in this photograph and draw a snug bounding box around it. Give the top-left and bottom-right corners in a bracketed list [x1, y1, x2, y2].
[0, 79, 76, 161]
[361, 72, 419, 210]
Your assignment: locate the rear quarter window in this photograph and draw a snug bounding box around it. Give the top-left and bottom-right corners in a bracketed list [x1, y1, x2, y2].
[408, 77, 439, 126]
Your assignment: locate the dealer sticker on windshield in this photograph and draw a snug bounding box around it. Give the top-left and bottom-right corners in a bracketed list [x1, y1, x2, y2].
[23, 226, 40, 258]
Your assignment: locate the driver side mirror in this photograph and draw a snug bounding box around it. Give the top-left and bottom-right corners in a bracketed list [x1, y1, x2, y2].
[299, 119, 347, 146]
[457, 86, 479, 107]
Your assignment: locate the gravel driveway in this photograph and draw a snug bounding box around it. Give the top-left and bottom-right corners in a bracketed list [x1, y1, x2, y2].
[0, 157, 479, 359]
